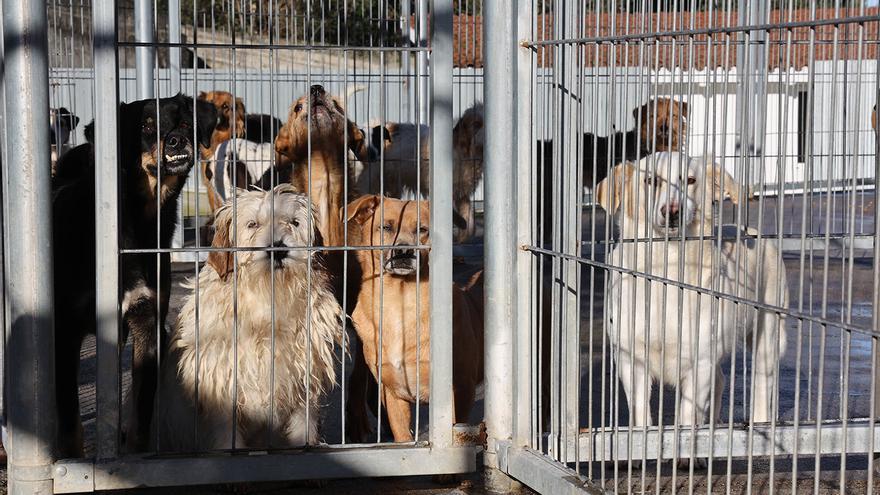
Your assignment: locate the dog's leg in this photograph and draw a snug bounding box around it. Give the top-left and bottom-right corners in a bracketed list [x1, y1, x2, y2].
[122, 281, 160, 452]
[617, 351, 652, 428]
[383, 388, 414, 443]
[679, 360, 715, 427]
[345, 342, 374, 443]
[56, 330, 85, 458]
[751, 311, 785, 423]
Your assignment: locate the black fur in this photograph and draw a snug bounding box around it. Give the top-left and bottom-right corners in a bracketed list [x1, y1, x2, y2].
[244, 113, 283, 143]
[52, 93, 216, 457]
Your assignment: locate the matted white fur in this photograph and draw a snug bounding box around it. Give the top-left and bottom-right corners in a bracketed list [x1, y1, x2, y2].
[154, 184, 344, 451]
[598, 151, 788, 429]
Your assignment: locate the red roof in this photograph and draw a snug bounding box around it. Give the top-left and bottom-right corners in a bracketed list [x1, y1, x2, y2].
[453, 8, 880, 70]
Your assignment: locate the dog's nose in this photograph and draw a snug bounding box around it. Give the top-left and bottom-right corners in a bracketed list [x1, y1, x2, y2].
[166, 135, 181, 149]
[310, 85, 325, 97]
[661, 203, 680, 221]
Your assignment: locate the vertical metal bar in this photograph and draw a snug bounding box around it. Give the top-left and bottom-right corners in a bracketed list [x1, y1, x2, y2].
[2, 0, 56, 490]
[168, 0, 181, 94]
[482, 0, 515, 467]
[512, 0, 533, 449]
[93, 0, 121, 460]
[417, 0, 429, 124]
[135, 0, 155, 99]
[428, 0, 454, 450]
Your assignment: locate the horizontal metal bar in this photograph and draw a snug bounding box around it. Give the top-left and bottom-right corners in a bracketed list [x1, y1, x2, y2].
[53, 446, 476, 493]
[498, 443, 604, 495]
[572, 231, 879, 246]
[117, 41, 431, 52]
[524, 246, 879, 337]
[119, 244, 431, 255]
[523, 14, 880, 47]
[573, 423, 880, 463]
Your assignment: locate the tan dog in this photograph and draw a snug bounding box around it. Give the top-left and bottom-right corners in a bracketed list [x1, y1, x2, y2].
[274, 85, 370, 248]
[198, 91, 247, 211]
[357, 102, 485, 242]
[343, 195, 484, 442]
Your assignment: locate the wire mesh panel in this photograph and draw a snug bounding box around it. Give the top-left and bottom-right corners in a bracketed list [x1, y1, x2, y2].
[510, 0, 880, 493]
[36, 0, 486, 491]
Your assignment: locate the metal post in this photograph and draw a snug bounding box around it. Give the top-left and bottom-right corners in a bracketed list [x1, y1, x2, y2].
[93, 0, 121, 460]
[168, 0, 182, 93]
[512, 0, 533, 449]
[1, 0, 56, 491]
[428, 0, 454, 450]
[483, 0, 516, 474]
[417, 0, 429, 124]
[400, 0, 411, 121]
[135, 0, 156, 99]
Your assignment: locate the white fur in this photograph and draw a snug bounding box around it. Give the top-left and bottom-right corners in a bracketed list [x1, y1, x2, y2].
[600, 151, 788, 427]
[154, 184, 344, 451]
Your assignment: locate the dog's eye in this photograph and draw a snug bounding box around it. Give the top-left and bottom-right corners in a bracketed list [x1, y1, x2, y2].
[291, 219, 300, 228]
[418, 226, 428, 234]
[644, 176, 654, 186]
[179, 121, 189, 130]
[382, 223, 393, 232]
[294, 104, 303, 113]
[247, 220, 259, 229]
[686, 176, 696, 185]
[222, 103, 230, 110]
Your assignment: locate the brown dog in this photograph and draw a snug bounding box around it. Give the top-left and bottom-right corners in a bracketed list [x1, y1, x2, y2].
[274, 85, 371, 248]
[343, 195, 484, 442]
[198, 91, 247, 211]
[537, 97, 688, 241]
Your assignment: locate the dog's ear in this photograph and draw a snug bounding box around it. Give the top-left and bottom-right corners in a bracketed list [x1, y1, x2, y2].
[704, 160, 742, 205]
[343, 194, 381, 225]
[347, 120, 372, 161]
[274, 122, 292, 158]
[678, 100, 689, 119]
[452, 209, 467, 230]
[196, 98, 218, 149]
[206, 207, 234, 280]
[84, 120, 95, 144]
[198, 91, 209, 101]
[72, 114, 80, 129]
[595, 163, 633, 216]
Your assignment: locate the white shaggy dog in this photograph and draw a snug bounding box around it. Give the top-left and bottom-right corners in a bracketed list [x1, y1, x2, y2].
[154, 184, 344, 451]
[597, 151, 788, 429]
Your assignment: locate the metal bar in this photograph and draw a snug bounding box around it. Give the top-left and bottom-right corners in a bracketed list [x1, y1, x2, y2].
[1, 0, 55, 490]
[428, 0, 454, 450]
[512, 0, 533, 448]
[521, 14, 880, 46]
[482, 0, 515, 470]
[93, 0, 121, 460]
[168, 0, 182, 95]
[572, 423, 880, 463]
[498, 444, 605, 495]
[134, 0, 155, 99]
[417, 0, 429, 124]
[53, 446, 477, 493]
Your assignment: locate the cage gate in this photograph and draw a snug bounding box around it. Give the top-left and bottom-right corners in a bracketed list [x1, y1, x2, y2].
[485, 0, 880, 494]
[3, 0, 490, 492]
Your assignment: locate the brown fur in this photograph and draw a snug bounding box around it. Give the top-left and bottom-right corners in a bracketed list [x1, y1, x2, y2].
[198, 91, 247, 211]
[872, 104, 877, 132]
[343, 195, 484, 442]
[275, 85, 369, 248]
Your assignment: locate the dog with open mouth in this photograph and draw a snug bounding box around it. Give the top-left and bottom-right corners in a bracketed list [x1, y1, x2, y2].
[342, 195, 484, 442]
[274, 85, 372, 248]
[154, 184, 344, 451]
[52, 93, 217, 457]
[198, 91, 247, 211]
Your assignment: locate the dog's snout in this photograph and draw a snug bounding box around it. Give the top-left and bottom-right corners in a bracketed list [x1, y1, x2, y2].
[391, 248, 415, 259]
[661, 203, 680, 221]
[166, 135, 182, 149]
[310, 85, 326, 98]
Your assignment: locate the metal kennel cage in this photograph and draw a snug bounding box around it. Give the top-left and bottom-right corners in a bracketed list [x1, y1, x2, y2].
[1, 0, 492, 493]
[479, 0, 880, 494]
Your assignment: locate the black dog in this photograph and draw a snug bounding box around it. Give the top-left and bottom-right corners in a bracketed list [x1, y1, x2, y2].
[53, 93, 216, 457]
[244, 113, 283, 143]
